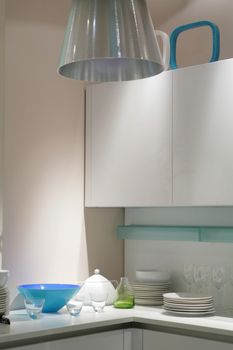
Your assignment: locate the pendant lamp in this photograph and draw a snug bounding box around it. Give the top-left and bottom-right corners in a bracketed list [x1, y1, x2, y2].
[58, 0, 167, 82]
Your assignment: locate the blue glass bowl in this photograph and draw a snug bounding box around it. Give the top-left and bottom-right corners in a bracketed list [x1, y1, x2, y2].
[18, 284, 81, 313]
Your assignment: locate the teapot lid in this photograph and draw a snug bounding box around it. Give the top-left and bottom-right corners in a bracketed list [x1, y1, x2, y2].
[85, 269, 109, 283]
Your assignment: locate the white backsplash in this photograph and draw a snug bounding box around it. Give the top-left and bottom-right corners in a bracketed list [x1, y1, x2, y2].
[124, 207, 233, 315]
[125, 240, 233, 315]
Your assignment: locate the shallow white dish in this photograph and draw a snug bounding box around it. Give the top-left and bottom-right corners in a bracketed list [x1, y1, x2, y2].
[132, 283, 169, 289]
[134, 290, 169, 295]
[135, 270, 171, 283]
[164, 304, 215, 312]
[0, 271, 9, 288]
[163, 293, 213, 301]
[163, 307, 215, 317]
[164, 301, 214, 309]
[136, 292, 167, 296]
[135, 299, 163, 306]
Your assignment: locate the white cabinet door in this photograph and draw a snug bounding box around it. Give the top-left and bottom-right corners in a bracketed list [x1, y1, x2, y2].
[173, 59, 233, 206]
[13, 330, 124, 350]
[85, 72, 172, 207]
[143, 329, 233, 350]
[124, 328, 143, 350]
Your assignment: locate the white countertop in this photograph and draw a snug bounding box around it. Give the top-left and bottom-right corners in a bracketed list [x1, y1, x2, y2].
[1, 306, 233, 347]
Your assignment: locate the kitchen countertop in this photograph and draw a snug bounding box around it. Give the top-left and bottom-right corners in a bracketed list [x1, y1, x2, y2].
[1, 306, 233, 348]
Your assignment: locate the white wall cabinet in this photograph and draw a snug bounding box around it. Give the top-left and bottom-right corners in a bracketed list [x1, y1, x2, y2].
[143, 329, 233, 350]
[173, 59, 233, 206]
[86, 58, 233, 207]
[12, 330, 124, 350]
[85, 72, 172, 207]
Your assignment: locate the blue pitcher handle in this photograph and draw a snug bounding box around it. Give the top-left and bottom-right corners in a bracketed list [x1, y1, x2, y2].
[170, 20, 220, 69]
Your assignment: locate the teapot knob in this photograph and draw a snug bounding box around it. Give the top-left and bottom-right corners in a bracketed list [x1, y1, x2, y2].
[94, 268, 100, 274]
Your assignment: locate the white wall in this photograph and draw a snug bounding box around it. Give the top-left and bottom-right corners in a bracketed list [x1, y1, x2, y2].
[3, 0, 89, 303]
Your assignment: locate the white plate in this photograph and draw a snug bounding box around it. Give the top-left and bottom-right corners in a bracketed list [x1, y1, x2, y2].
[0, 308, 7, 312]
[135, 270, 171, 283]
[136, 300, 163, 305]
[136, 297, 163, 301]
[133, 288, 170, 292]
[164, 303, 214, 309]
[133, 285, 170, 289]
[135, 291, 168, 295]
[163, 293, 213, 301]
[164, 305, 215, 312]
[163, 304, 214, 311]
[134, 291, 169, 294]
[132, 282, 170, 286]
[163, 308, 215, 317]
[163, 300, 214, 307]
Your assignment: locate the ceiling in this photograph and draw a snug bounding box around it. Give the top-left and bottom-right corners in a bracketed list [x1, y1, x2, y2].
[147, 0, 190, 26]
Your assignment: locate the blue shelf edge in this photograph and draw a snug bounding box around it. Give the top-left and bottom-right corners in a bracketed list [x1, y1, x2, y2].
[117, 225, 233, 243]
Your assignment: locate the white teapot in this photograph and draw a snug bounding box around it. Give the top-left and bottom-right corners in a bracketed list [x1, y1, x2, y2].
[80, 269, 117, 305]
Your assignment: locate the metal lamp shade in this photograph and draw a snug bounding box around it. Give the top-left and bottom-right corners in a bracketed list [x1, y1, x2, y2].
[58, 0, 164, 82]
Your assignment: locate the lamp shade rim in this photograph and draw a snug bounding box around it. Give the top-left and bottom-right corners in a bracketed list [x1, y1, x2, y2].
[58, 58, 164, 82]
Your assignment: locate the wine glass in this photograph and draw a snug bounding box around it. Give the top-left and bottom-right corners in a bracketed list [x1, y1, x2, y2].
[212, 266, 226, 313]
[183, 264, 194, 293]
[193, 265, 210, 295]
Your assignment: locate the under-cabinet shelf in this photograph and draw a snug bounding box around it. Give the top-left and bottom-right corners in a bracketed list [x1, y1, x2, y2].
[117, 225, 233, 243]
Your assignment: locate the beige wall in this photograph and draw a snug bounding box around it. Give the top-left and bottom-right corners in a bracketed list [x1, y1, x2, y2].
[3, 0, 88, 287]
[0, 0, 4, 268]
[149, 0, 233, 67]
[84, 208, 124, 281]
[2, 0, 124, 302]
[3, 0, 89, 298]
[4, 0, 232, 296]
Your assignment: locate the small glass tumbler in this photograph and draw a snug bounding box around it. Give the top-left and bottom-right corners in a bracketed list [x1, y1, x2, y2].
[90, 290, 108, 313]
[24, 297, 45, 320]
[66, 293, 85, 317]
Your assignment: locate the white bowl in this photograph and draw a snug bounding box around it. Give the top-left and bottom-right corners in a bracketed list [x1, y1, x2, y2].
[0, 270, 9, 288]
[135, 269, 171, 283]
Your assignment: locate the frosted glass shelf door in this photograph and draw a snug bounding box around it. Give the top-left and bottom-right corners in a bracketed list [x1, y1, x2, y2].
[85, 72, 172, 207]
[173, 59, 233, 206]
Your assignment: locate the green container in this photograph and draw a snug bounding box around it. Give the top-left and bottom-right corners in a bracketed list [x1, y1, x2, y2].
[114, 277, 135, 309]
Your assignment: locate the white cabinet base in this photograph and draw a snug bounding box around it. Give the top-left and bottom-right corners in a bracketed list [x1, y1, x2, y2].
[143, 329, 233, 350]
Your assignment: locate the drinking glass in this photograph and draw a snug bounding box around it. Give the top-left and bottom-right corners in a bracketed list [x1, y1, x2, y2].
[24, 297, 45, 320]
[90, 290, 108, 313]
[66, 292, 85, 317]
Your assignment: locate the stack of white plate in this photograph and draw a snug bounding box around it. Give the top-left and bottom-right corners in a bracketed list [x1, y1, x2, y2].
[131, 281, 170, 306]
[163, 293, 215, 316]
[0, 287, 9, 316]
